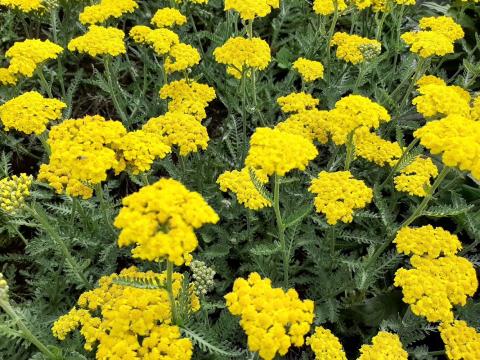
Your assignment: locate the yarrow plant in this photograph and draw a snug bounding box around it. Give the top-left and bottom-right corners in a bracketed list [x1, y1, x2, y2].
[0, 0, 479, 359]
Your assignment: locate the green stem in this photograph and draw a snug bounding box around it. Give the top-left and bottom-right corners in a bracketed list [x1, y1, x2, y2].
[26, 204, 91, 289]
[273, 174, 289, 288]
[103, 56, 129, 125]
[94, 183, 117, 238]
[0, 300, 58, 359]
[241, 71, 248, 160]
[51, 9, 66, 100]
[326, 2, 340, 68]
[398, 58, 429, 111]
[246, 20, 253, 38]
[38, 131, 51, 156]
[380, 138, 420, 189]
[353, 63, 367, 92]
[344, 131, 355, 170]
[37, 70, 53, 98]
[166, 260, 177, 323]
[375, 10, 388, 40]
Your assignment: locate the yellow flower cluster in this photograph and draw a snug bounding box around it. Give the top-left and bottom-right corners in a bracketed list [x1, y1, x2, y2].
[275, 109, 330, 144]
[292, 58, 324, 82]
[114, 178, 219, 265]
[68, 26, 126, 57]
[312, 0, 347, 16]
[277, 92, 319, 113]
[395, 255, 478, 322]
[159, 79, 216, 121]
[330, 32, 381, 64]
[213, 37, 271, 79]
[52, 267, 197, 359]
[354, 127, 402, 167]
[306, 326, 347, 360]
[0, 39, 62, 81]
[217, 167, 271, 210]
[413, 79, 471, 118]
[472, 96, 480, 121]
[143, 112, 209, 156]
[394, 156, 438, 197]
[38, 115, 127, 199]
[151, 7, 187, 28]
[224, 0, 279, 20]
[414, 114, 480, 179]
[401, 17, 463, 58]
[164, 43, 201, 74]
[79, 0, 138, 25]
[0, 173, 32, 214]
[130, 26, 180, 55]
[225, 272, 314, 360]
[309, 171, 373, 225]
[358, 332, 408, 360]
[0, 91, 66, 135]
[0, 0, 45, 12]
[327, 94, 391, 145]
[245, 127, 318, 177]
[440, 321, 480, 360]
[394, 225, 462, 259]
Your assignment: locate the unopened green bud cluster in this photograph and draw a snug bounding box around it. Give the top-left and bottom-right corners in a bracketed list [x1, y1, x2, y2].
[190, 260, 215, 296]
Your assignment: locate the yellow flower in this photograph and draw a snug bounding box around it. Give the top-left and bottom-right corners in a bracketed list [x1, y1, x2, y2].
[213, 37, 271, 79]
[114, 179, 219, 265]
[401, 31, 454, 58]
[145, 28, 181, 55]
[0, 173, 33, 214]
[52, 267, 197, 358]
[394, 225, 462, 259]
[416, 74, 446, 87]
[354, 127, 402, 167]
[327, 94, 391, 145]
[358, 332, 408, 360]
[306, 327, 347, 360]
[164, 43, 201, 74]
[413, 82, 471, 118]
[79, 0, 139, 25]
[129, 25, 152, 44]
[394, 255, 478, 323]
[0, 91, 66, 135]
[312, 0, 347, 15]
[309, 171, 373, 225]
[292, 58, 324, 82]
[440, 321, 480, 360]
[143, 112, 209, 156]
[0, 68, 17, 86]
[330, 32, 381, 64]
[419, 16, 464, 42]
[0, 0, 45, 12]
[245, 127, 318, 177]
[413, 114, 480, 179]
[38, 115, 127, 199]
[275, 109, 330, 144]
[159, 80, 216, 121]
[277, 92, 319, 113]
[68, 26, 126, 57]
[351, 0, 373, 10]
[151, 7, 187, 28]
[113, 130, 171, 175]
[225, 273, 314, 360]
[217, 167, 271, 210]
[224, 0, 279, 20]
[394, 156, 438, 197]
[5, 39, 63, 77]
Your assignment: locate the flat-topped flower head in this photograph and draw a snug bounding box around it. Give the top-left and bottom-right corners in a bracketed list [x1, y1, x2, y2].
[144, 28, 180, 55]
[224, 0, 279, 20]
[52, 267, 197, 358]
[114, 179, 219, 265]
[79, 0, 138, 25]
[394, 255, 478, 322]
[354, 128, 402, 167]
[292, 58, 324, 82]
[164, 43, 201, 74]
[217, 167, 271, 210]
[414, 115, 480, 179]
[151, 7, 187, 28]
[0, 173, 33, 214]
[358, 332, 408, 360]
[309, 171, 373, 225]
[440, 321, 480, 360]
[330, 32, 381, 64]
[394, 156, 438, 197]
[0, 0, 45, 12]
[5, 39, 63, 77]
[225, 272, 314, 360]
[327, 94, 391, 145]
[307, 327, 347, 360]
[313, 0, 347, 15]
[214, 37, 271, 79]
[277, 92, 319, 114]
[143, 112, 209, 156]
[0, 68, 17, 86]
[275, 109, 330, 144]
[419, 16, 464, 42]
[68, 26, 126, 57]
[245, 127, 318, 177]
[394, 225, 462, 259]
[0, 92, 66, 135]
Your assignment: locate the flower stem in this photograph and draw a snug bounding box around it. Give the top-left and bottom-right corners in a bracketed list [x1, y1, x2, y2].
[94, 183, 117, 238]
[344, 131, 355, 170]
[273, 174, 289, 288]
[103, 56, 129, 126]
[37, 70, 53, 98]
[166, 260, 177, 323]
